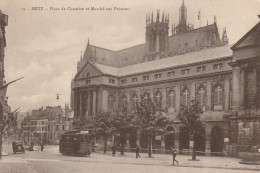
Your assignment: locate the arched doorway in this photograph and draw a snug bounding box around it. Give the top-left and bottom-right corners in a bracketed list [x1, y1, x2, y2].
[194, 127, 206, 154]
[179, 127, 189, 150]
[211, 126, 224, 153]
[165, 126, 175, 150]
[140, 133, 148, 149]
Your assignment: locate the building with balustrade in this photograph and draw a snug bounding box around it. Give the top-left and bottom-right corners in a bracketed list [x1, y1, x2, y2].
[71, 1, 260, 155]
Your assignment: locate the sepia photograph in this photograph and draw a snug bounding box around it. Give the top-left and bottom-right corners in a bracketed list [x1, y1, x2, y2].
[0, 0, 260, 172]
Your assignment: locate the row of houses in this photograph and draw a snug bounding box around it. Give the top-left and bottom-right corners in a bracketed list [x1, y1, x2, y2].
[21, 105, 73, 145]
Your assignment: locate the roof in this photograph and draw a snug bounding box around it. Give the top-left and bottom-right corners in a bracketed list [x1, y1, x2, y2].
[80, 24, 223, 68]
[231, 22, 260, 50]
[94, 45, 233, 77]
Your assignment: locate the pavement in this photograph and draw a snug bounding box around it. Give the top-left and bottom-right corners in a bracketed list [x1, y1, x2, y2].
[0, 145, 260, 173]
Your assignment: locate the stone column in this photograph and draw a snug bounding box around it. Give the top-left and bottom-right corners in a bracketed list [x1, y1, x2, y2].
[79, 92, 82, 116]
[232, 64, 241, 110]
[102, 89, 108, 111]
[162, 87, 167, 110]
[93, 90, 96, 115]
[257, 66, 260, 108]
[240, 67, 245, 109]
[252, 67, 258, 108]
[191, 82, 196, 101]
[87, 91, 90, 114]
[161, 135, 165, 153]
[206, 80, 212, 110]
[205, 125, 211, 156]
[224, 77, 230, 112]
[175, 85, 181, 112]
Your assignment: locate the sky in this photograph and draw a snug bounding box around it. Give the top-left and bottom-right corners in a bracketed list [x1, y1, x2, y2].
[0, 0, 259, 112]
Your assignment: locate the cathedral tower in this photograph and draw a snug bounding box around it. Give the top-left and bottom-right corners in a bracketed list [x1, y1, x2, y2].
[175, 0, 192, 34]
[144, 10, 169, 60]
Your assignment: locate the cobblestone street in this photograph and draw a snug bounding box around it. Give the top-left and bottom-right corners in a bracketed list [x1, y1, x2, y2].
[0, 145, 259, 173]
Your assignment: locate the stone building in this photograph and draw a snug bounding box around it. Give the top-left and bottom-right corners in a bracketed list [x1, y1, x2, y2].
[71, 1, 259, 155]
[21, 106, 72, 145]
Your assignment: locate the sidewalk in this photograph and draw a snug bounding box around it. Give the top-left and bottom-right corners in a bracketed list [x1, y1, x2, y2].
[92, 150, 260, 171]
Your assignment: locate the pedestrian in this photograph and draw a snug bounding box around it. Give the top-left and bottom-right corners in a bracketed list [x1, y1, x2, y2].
[136, 145, 140, 158]
[112, 145, 116, 157]
[171, 147, 178, 165]
[41, 143, 44, 152]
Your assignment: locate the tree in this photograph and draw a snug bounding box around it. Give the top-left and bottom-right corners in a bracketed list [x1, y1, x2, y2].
[177, 100, 204, 160]
[110, 110, 135, 155]
[134, 97, 170, 157]
[73, 112, 111, 153]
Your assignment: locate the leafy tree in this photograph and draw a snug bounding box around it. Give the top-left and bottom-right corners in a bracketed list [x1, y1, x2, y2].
[73, 112, 113, 153]
[177, 100, 204, 160]
[134, 97, 170, 157]
[110, 110, 135, 155]
[3, 109, 19, 136]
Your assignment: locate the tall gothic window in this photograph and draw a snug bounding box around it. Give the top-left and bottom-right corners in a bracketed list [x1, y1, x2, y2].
[131, 94, 138, 110]
[196, 87, 206, 107]
[154, 91, 162, 109]
[213, 85, 224, 110]
[181, 88, 190, 107]
[143, 93, 150, 100]
[167, 90, 175, 108]
[108, 95, 114, 111]
[121, 94, 127, 111]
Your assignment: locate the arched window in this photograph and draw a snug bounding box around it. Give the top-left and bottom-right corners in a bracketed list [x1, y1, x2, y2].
[121, 94, 127, 110]
[196, 87, 206, 107]
[167, 90, 176, 108]
[131, 94, 138, 110]
[108, 95, 114, 111]
[85, 72, 90, 78]
[213, 85, 224, 110]
[181, 88, 190, 107]
[154, 91, 162, 108]
[143, 93, 150, 100]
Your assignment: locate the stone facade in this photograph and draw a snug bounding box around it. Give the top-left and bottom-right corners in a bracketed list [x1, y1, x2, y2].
[71, 2, 260, 155]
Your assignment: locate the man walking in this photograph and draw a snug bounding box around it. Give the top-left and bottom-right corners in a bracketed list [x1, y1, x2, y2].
[41, 143, 44, 152]
[136, 145, 140, 158]
[112, 145, 116, 157]
[171, 147, 178, 165]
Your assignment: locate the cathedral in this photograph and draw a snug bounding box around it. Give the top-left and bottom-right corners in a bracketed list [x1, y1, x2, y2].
[71, 0, 260, 156]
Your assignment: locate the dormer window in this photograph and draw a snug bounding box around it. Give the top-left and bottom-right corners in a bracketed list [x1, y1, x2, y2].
[109, 79, 115, 84]
[181, 69, 190, 75]
[197, 66, 206, 72]
[167, 71, 175, 77]
[213, 63, 223, 70]
[154, 73, 161, 79]
[131, 77, 138, 82]
[143, 75, 149, 81]
[121, 79, 127, 84]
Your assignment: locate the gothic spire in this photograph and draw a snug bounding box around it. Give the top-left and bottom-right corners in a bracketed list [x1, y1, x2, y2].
[151, 11, 153, 23]
[156, 9, 160, 22]
[162, 11, 164, 23]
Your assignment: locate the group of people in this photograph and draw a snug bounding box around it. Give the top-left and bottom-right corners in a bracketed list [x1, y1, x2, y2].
[111, 145, 141, 158]
[111, 145, 178, 165]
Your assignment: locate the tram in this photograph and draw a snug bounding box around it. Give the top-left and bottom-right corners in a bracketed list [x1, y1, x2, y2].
[59, 130, 92, 156]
